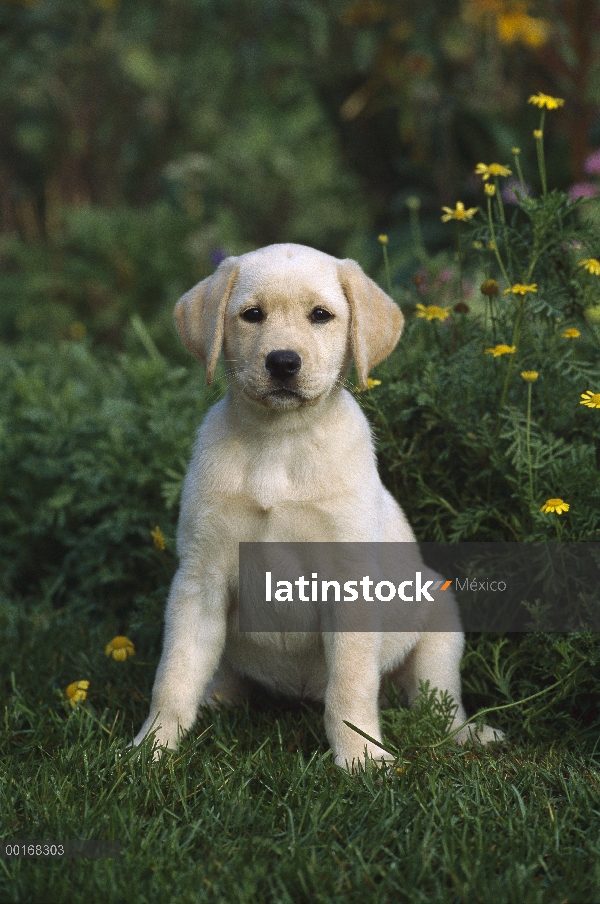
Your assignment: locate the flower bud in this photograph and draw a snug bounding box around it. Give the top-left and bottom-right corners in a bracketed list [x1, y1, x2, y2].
[480, 279, 500, 297]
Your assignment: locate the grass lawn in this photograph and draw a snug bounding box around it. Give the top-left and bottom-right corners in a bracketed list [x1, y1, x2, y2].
[1, 597, 600, 903]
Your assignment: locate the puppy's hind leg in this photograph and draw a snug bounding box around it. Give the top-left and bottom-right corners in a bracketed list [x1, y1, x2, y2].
[404, 598, 504, 746]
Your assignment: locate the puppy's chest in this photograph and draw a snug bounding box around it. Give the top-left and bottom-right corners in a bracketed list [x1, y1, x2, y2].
[201, 439, 352, 542]
[211, 440, 321, 511]
[244, 455, 303, 511]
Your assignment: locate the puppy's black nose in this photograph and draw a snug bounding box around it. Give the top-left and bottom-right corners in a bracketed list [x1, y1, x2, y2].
[265, 350, 302, 381]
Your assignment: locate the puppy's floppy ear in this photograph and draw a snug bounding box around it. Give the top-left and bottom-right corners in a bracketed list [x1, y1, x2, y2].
[337, 259, 404, 390]
[174, 257, 239, 384]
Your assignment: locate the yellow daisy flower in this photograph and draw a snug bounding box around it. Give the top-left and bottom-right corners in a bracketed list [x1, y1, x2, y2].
[485, 344, 517, 357]
[105, 636, 136, 661]
[441, 202, 478, 222]
[415, 303, 451, 322]
[356, 378, 382, 393]
[578, 258, 600, 275]
[580, 390, 600, 409]
[521, 371, 539, 381]
[378, 234, 389, 245]
[528, 93, 565, 110]
[562, 328, 580, 338]
[475, 163, 512, 181]
[65, 680, 89, 707]
[503, 284, 538, 296]
[540, 498, 569, 514]
[490, 163, 512, 176]
[151, 526, 165, 551]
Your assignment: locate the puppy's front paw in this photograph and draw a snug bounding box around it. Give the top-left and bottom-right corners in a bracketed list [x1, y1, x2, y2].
[128, 715, 182, 760]
[334, 742, 395, 773]
[453, 722, 505, 746]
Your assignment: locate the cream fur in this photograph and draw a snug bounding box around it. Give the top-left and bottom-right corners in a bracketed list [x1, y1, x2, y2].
[132, 243, 502, 770]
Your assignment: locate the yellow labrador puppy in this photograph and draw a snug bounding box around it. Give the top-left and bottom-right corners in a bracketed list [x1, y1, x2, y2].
[132, 243, 502, 770]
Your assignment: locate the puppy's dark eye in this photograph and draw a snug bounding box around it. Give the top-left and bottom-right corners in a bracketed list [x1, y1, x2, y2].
[310, 307, 333, 323]
[241, 307, 264, 323]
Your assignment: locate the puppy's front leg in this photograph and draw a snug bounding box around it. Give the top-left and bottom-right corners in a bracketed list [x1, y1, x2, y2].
[323, 633, 392, 772]
[133, 567, 227, 752]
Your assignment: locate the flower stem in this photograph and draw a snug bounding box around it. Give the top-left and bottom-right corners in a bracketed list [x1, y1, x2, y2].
[487, 196, 510, 287]
[514, 151, 526, 195]
[456, 221, 465, 306]
[498, 298, 525, 410]
[536, 110, 547, 196]
[488, 297, 498, 344]
[495, 175, 520, 278]
[526, 382, 534, 501]
[494, 177, 506, 227]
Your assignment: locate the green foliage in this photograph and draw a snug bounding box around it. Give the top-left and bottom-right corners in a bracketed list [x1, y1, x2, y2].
[0, 202, 197, 349]
[362, 137, 600, 544]
[0, 0, 369, 350]
[6, 0, 600, 359]
[0, 335, 222, 631]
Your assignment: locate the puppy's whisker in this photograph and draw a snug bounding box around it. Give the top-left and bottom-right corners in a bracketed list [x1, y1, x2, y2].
[331, 376, 354, 393]
[223, 365, 245, 378]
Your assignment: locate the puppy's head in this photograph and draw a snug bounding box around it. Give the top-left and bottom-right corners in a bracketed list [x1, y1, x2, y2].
[174, 244, 403, 408]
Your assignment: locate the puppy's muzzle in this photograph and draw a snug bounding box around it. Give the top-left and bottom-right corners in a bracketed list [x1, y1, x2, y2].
[265, 349, 302, 382]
